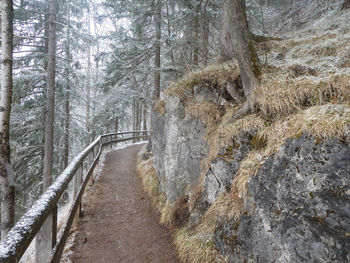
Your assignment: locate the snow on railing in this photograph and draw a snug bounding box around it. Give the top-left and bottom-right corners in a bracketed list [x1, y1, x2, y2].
[0, 131, 150, 263]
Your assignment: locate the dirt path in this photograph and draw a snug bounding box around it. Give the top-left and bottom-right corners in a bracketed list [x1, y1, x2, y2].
[70, 144, 179, 263]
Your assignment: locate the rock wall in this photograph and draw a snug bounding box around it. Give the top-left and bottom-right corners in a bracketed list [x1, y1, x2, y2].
[152, 96, 209, 203]
[151, 61, 350, 262]
[214, 134, 350, 262]
[152, 91, 350, 262]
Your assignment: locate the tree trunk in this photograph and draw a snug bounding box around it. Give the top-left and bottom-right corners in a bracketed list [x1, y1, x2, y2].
[165, 0, 176, 68]
[86, 7, 91, 135]
[342, 0, 350, 9]
[202, 1, 210, 67]
[0, 0, 15, 240]
[36, 0, 57, 261]
[222, 0, 261, 118]
[143, 102, 147, 135]
[40, 12, 50, 172]
[193, 10, 199, 67]
[154, 0, 161, 101]
[132, 98, 136, 142]
[43, 0, 57, 192]
[115, 117, 118, 133]
[136, 100, 141, 132]
[64, 3, 71, 169]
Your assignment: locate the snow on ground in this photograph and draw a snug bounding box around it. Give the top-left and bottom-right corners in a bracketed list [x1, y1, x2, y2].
[258, 6, 350, 83]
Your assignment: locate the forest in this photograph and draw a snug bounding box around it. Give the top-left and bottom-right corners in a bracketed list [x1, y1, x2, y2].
[0, 0, 350, 262]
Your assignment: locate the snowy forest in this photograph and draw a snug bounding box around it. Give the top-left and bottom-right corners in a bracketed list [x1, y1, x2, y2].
[0, 0, 350, 262]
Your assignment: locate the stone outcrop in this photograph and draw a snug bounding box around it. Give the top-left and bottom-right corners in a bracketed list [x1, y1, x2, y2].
[152, 96, 209, 203]
[214, 134, 350, 262]
[151, 65, 350, 262]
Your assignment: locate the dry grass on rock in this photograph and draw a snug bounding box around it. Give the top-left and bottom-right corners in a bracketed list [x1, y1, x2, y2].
[174, 228, 227, 263]
[253, 74, 350, 119]
[166, 62, 240, 102]
[185, 100, 224, 129]
[232, 104, 350, 201]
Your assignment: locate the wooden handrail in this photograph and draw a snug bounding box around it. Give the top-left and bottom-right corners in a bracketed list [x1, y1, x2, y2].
[0, 131, 151, 263]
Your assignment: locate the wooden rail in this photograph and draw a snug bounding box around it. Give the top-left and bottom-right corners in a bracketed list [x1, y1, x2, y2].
[0, 131, 150, 263]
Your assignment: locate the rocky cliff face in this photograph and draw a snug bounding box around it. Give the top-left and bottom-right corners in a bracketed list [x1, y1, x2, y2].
[214, 134, 350, 262]
[152, 96, 209, 203]
[151, 69, 350, 262]
[149, 8, 350, 261]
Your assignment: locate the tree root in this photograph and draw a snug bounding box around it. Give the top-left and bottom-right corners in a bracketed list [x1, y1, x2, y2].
[228, 99, 251, 122]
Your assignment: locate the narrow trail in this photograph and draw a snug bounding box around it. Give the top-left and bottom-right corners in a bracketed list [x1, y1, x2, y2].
[70, 144, 179, 263]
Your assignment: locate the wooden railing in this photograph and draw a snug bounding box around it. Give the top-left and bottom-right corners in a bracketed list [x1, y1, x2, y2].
[0, 131, 150, 263]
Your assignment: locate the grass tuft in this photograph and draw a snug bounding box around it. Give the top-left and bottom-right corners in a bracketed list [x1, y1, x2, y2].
[252, 74, 350, 119]
[185, 100, 224, 129]
[137, 158, 167, 212]
[174, 228, 228, 263]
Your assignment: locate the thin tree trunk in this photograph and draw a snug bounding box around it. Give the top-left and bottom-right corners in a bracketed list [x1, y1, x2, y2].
[165, 0, 175, 67]
[137, 101, 142, 141]
[132, 99, 136, 142]
[136, 100, 141, 131]
[64, 90, 70, 168]
[154, 0, 161, 101]
[223, 0, 261, 118]
[115, 117, 118, 133]
[86, 7, 91, 135]
[193, 17, 199, 66]
[139, 102, 142, 130]
[143, 102, 147, 135]
[193, 1, 200, 67]
[36, 0, 57, 261]
[40, 12, 50, 172]
[202, 0, 209, 66]
[92, 44, 99, 117]
[0, 0, 15, 240]
[64, 3, 71, 169]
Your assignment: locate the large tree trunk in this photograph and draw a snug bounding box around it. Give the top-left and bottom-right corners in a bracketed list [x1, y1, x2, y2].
[43, 0, 56, 193]
[222, 0, 261, 118]
[0, 0, 15, 240]
[36, 0, 57, 261]
[342, 0, 350, 9]
[154, 0, 161, 101]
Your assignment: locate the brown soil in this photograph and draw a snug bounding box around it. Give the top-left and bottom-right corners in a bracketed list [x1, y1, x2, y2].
[70, 144, 180, 263]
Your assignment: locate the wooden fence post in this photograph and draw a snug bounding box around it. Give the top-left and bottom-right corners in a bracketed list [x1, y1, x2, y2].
[52, 205, 57, 247]
[35, 211, 56, 263]
[73, 165, 83, 217]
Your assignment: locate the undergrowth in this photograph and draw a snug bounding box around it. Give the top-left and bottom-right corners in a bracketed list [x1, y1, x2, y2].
[137, 158, 166, 212]
[174, 228, 228, 263]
